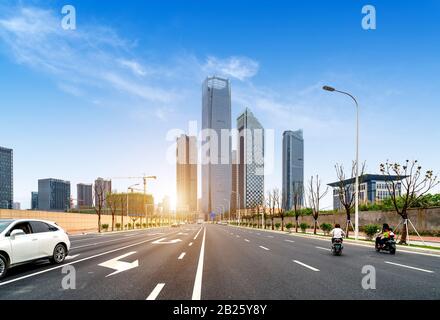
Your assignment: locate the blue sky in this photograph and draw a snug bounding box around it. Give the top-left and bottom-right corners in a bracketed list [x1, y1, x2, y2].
[1, 0, 439, 209]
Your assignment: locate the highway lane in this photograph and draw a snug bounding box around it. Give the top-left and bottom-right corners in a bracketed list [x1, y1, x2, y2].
[0, 223, 438, 300]
[205, 225, 440, 299]
[0, 226, 203, 300]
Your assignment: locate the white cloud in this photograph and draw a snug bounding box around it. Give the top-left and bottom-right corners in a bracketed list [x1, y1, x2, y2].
[203, 56, 259, 81]
[118, 59, 147, 77]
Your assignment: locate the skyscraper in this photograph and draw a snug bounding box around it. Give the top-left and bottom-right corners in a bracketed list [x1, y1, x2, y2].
[94, 178, 112, 207]
[176, 134, 198, 212]
[231, 150, 238, 214]
[282, 130, 304, 210]
[31, 191, 39, 210]
[237, 108, 265, 209]
[0, 146, 13, 209]
[201, 76, 232, 218]
[77, 183, 93, 208]
[38, 178, 71, 211]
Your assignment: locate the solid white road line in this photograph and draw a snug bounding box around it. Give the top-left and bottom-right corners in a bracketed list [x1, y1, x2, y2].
[316, 246, 331, 251]
[146, 283, 165, 300]
[192, 228, 206, 300]
[244, 239, 250, 242]
[178, 252, 186, 260]
[384, 261, 434, 273]
[267, 236, 274, 238]
[285, 240, 295, 243]
[0, 232, 178, 287]
[189, 242, 193, 247]
[193, 227, 203, 240]
[65, 254, 80, 260]
[293, 260, 320, 272]
[259, 246, 270, 251]
[236, 235, 240, 238]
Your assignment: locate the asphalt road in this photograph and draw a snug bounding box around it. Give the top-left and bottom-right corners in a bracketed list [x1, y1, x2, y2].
[0, 224, 439, 300]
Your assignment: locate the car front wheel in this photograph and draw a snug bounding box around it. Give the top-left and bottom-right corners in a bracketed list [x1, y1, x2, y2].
[0, 254, 8, 279]
[50, 244, 67, 264]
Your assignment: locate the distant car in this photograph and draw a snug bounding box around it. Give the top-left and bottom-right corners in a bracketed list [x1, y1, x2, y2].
[0, 219, 71, 279]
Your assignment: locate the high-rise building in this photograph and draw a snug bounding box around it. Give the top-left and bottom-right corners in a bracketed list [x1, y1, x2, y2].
[31, 191, 39, 210]
[38, 178, 71, 211]
[237, 108, 265, 209]
[231, 150, 238, 214]
[94, 178, 112, 207]
[176, 135, 198, 212]
[201, 76, 232, 217]
[282, 130, 304, 210]
[77, 183, 93, 208]
[12, 202, 20, 210]
[0, 146, 13, 209]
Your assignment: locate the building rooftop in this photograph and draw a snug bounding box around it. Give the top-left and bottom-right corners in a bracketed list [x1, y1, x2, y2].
[328, 174, 405, 187]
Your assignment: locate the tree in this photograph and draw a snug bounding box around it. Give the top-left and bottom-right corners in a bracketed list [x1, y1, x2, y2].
[307, 175, 329, 234]
[93, 183, 107, 233]
[120, 193, 127, 230]
[334, 161, 366, 238]
[107, 193, 119, 232]
[380, 160, 439, 244]
[273, 188, 285, 231]
[291, 183, 304, 233]
[266, 190, 275, 230]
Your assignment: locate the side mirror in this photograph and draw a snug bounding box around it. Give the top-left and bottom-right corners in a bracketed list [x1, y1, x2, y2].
[10, 229, 26, 238]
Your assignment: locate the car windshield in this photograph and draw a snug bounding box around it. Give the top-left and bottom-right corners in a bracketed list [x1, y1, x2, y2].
[0, 220, 13, 233]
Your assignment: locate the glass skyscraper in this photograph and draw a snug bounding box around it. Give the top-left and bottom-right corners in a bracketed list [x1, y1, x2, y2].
[282, 130, 304, 210]
[0, 147, 13, 209]
[237, 108, 265, 209]
[201, 76, 232, 218]
[38, 178, 71, 211]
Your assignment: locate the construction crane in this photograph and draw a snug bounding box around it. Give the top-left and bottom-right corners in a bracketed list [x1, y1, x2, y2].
[110, 175, 157, 195]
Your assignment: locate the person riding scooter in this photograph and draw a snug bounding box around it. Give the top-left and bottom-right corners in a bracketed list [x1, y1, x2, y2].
[375, 223, 395, 248]
[330, 224, 346, 243]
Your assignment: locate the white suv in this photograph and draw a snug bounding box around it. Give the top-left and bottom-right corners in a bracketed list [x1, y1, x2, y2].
[0, 219, 71, 279]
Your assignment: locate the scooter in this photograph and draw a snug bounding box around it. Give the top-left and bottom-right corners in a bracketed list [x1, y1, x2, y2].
[331, 238, 343, 256]
[375, 235, 397, 255]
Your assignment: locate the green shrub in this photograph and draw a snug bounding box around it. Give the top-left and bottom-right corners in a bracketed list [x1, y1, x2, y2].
[136, 223, 141, 228]
[101, 224, 109, 232]
[320, 223, 333, 235]
[286, 223, 293, 231]
[128, 223, 132, 229]
[299, 223, 309, 233]
[363, 224, 380, 240]
[275, 223, 281, 230]
[115, 223, 121, 230]
[142, 223, 147, 228]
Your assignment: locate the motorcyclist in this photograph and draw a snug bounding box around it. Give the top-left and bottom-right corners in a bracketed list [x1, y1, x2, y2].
[330, 223, 346, 243]
[376, 223, 394, 248]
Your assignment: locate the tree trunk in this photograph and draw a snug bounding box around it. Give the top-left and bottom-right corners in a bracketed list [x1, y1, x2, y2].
[281, 216, 284, 231]
[346, 212, 351, 239]
[112, 213, 115, 232]
[98, 212, 102, 233]
[295, 216, 299, 233]
[271, 217, 274, 230]
[314, 219, 317, 234]
[400, 212, 409, 245]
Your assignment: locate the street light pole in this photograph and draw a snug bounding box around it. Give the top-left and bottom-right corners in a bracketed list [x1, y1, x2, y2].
[223, 198, 231, 223]
[323, 86, 360, 240]
[127, 183, 140, 230]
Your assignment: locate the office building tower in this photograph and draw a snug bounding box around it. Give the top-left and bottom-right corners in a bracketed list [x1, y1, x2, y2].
[31, 192, 39, 210]
[201, 76, 232, 217]
[38, 178, 71, 211]
[0, 147, 13, 209]
[237, 108, 265, 209]
[176, 135, 198, 212]
[77, 183, 93, 208]
[282, 130, 304, 210]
